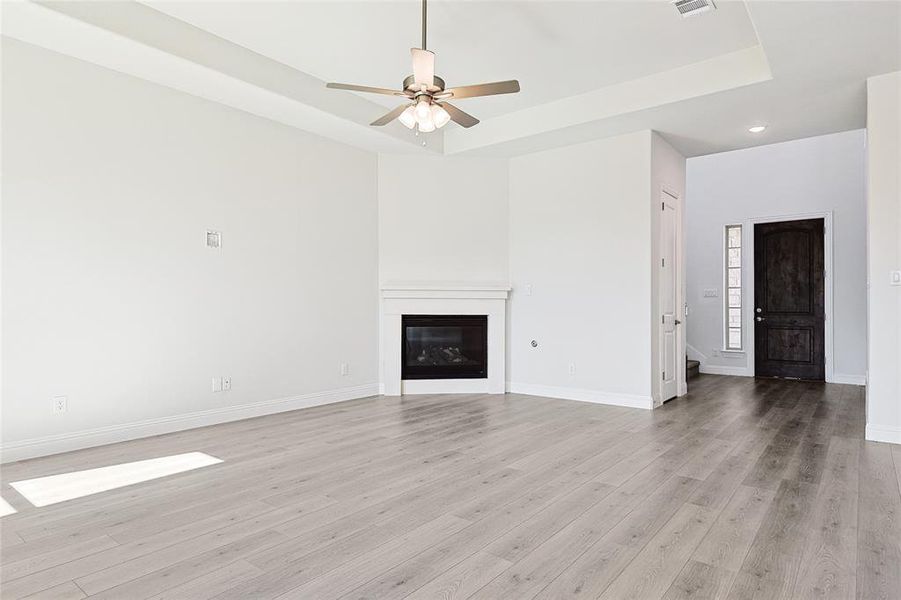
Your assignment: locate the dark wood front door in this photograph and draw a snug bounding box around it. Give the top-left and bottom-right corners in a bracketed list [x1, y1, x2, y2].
[754, 218, 825, 380]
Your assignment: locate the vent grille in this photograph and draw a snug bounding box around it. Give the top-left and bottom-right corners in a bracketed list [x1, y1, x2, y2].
[673, 0, 716, 17]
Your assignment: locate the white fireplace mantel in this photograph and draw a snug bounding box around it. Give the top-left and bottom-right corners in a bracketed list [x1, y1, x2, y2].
[380, 282, 510, 396]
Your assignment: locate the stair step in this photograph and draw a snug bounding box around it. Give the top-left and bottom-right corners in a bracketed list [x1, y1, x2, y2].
[687, 359, 701, 380]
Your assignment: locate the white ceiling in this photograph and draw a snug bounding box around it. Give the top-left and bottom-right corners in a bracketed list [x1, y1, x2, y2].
[3, 1, 899, 157]
[145, 0, 760, 119]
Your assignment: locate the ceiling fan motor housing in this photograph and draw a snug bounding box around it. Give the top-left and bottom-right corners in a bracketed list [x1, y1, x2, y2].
[403, 74, 445, 94]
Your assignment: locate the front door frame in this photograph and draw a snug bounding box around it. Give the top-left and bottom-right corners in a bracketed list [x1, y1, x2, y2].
[744, 211, 834, 382]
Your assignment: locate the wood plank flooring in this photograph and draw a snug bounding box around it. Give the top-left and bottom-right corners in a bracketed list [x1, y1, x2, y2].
[1, 375, 898, 599]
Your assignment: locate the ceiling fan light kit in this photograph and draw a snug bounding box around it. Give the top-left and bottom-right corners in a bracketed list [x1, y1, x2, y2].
[326, 0, 520, 132]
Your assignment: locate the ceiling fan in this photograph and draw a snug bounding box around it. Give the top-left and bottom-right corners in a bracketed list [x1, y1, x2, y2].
[326, 0, 520, 132]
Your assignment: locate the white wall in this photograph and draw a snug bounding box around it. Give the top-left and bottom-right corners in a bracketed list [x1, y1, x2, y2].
[380, 135, 678, 409]
[865, 71, 901, 444]
[377, 154, 509, 285]
[507, 131, 656, 408]
[2, 40, 380, 460]
[685, 130, 867, 383]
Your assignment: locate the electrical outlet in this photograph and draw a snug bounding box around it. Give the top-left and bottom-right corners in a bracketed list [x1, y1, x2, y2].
[52, 395, 67, 414]
[212, 377, 222, 393]
[568, 363, 576, 375]
[222, 376, 232, 391]
[525, 284, 533, 296]
[340, 363, 348, 376]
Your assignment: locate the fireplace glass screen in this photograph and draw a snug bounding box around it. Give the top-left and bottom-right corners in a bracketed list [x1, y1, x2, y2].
[402, 315, 488, 380]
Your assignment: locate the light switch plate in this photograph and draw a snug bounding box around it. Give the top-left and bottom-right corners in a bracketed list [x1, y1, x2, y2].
[891, 270, 901, 286]
[703, 288, 718, 298]
[206, 230, 221, 249]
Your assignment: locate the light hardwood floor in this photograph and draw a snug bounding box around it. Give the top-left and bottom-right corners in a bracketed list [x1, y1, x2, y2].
[1, 375, 899, 599]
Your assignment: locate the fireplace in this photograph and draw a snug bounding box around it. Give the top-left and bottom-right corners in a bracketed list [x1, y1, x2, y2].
[381, 283, 508, 395]
[402, 315, 488, 380]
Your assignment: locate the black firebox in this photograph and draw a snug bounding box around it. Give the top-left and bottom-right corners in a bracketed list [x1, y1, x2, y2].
[402, 315, 488, 380]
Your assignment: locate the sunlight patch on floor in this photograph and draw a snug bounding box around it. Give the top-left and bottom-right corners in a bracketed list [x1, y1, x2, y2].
[10, 452, 223, 507]
[0, 496, 17, 517]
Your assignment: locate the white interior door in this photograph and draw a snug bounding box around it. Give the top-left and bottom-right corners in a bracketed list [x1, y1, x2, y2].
[661, 196, 678, 401]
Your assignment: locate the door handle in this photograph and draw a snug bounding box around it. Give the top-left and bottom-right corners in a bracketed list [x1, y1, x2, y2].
[756, 316, 765, 322]
[675, 319, 682, 325]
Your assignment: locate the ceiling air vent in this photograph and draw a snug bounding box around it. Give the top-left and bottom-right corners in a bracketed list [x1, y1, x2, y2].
[672, 0, 716, 18]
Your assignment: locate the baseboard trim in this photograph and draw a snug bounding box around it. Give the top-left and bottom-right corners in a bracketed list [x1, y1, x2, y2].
[699, 365, 751, 377]
[506, 382, 653, 410]
[865, 424, 901, 445]
[696, 366, 865, 385]
[1, 383, 380, 463]
[830, 373, 867, 386]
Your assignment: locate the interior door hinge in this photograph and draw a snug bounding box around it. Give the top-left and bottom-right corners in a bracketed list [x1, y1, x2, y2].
[661, 202, 665, 210]
[662, 370, 666, 380]
[661, 258, 665, 267]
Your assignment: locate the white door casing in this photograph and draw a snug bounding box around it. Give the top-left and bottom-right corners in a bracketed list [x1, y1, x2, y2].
[660, 195, 679, 402]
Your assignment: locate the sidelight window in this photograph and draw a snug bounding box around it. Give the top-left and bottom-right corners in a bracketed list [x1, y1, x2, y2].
[725, 224, 742, 350]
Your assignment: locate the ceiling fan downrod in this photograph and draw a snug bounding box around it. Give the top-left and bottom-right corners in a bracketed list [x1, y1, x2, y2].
[421, 0, 427, 51]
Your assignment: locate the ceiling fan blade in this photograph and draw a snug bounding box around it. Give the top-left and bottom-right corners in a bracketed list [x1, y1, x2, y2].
[410, 48, 435, 87]
[327, 82, 406, 96]
[440, 102, 479, 128]
[444, 80, 520, 100]
[370, 104, 410, 126]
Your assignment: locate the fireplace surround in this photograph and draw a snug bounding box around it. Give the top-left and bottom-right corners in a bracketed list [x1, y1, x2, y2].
[380, 283, 509, 395]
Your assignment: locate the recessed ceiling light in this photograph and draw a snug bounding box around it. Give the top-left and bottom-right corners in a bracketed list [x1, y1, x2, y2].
[748, 125, 767, 133]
